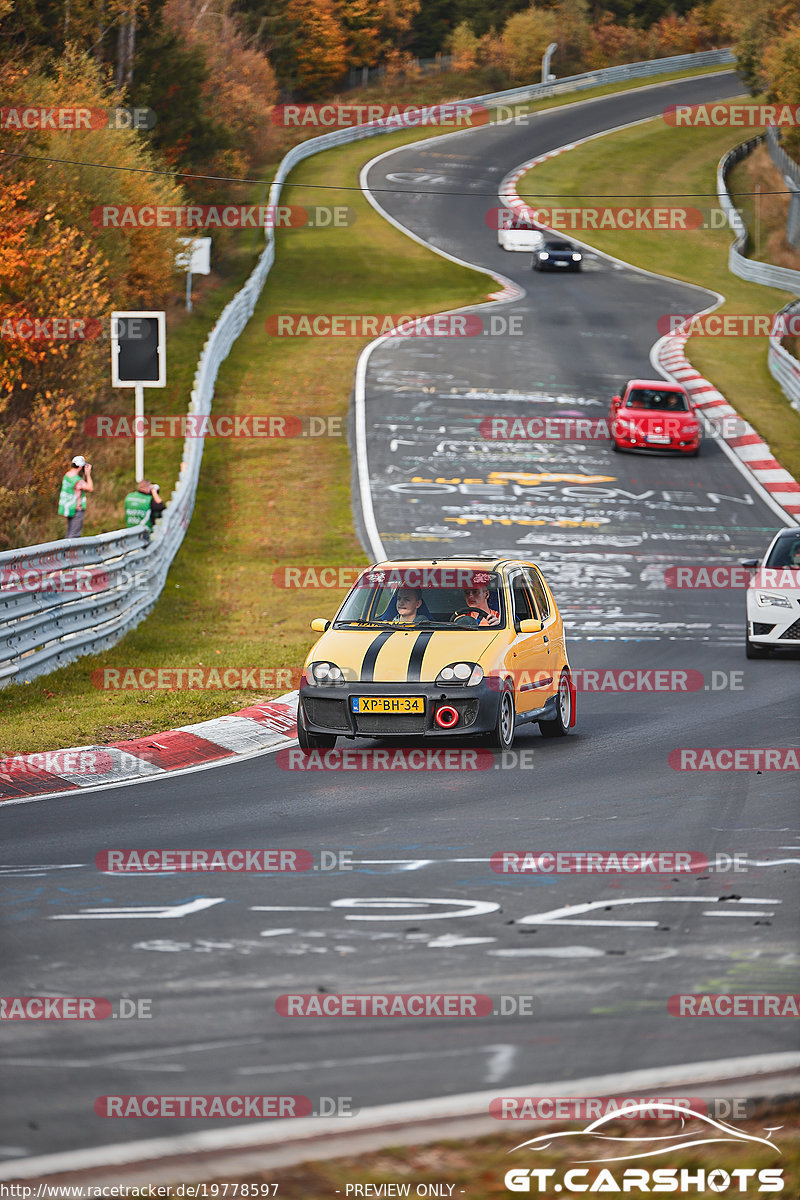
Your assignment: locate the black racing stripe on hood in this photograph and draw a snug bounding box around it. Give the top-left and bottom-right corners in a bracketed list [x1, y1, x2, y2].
[407, 631, 434, 682]
[360, 631, 395, 681]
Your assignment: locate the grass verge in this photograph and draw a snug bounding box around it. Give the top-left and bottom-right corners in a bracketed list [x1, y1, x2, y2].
[187, 1103, 800, 1197]
[515, 96, 800, 482]
[2, 67, 742, 755]
[0, 133, 490, 755]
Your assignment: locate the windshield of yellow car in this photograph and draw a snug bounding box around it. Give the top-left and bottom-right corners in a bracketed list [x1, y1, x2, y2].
[334, 573, 506, 629]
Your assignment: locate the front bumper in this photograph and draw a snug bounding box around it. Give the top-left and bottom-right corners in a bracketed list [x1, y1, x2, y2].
[747, 609, 800, 647]
[613, 432, 700, 453]
[299, 680, 546, 740]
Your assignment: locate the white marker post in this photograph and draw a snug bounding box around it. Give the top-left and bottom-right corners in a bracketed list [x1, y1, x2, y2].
[111, 311, 167, 482]
[176, 237, 212, 313]
[542, 42, 557, 84]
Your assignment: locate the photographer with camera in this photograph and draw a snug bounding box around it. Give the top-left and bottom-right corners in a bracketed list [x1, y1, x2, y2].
[58, 455, 94, 538]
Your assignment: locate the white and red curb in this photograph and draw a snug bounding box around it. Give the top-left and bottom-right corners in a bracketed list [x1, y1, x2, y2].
[656, 334, 800, 517]
[0, 694, 298, 801]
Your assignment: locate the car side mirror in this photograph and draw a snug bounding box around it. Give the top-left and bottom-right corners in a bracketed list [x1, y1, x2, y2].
[518, 618, 543, 634]
[310, 617, 330, 632]
[740, 559, 759, 570]
[611, 395, 621, 405]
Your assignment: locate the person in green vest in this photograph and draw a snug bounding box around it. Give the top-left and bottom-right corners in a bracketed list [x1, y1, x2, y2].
[58, 455, 93, 538]
[124, 479, 165, 529]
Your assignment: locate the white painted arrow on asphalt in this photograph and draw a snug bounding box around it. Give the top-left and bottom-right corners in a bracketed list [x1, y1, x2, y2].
[51, 898, 224, 920]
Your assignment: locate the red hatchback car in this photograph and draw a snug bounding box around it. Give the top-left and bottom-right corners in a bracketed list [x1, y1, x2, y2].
[609, 380, 701, 455]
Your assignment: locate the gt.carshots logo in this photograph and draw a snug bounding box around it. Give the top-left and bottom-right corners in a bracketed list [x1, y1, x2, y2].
[503, 1102, 784, 1193]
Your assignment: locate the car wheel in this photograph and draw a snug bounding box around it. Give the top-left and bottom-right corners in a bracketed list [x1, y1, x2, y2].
[745, 628, 770, 659]
[539, 670, 572, 737]
[297, 703, 337, 750]
[611, 440, 621, 452]
[490, 688, 516, 750]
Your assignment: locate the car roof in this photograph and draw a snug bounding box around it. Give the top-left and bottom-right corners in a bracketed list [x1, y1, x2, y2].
[624, 379, 686, 392]
[370, 558, 542, 573]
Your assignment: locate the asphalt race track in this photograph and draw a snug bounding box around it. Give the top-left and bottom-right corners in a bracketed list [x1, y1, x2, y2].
[1, 71, 798, 1167]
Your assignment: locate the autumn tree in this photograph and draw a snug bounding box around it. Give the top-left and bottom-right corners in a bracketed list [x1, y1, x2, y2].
[449, 20, 480, 71]
[763, 20, 800, 159]
[162, 0, 278, 177]
[501, 5, 558, 82]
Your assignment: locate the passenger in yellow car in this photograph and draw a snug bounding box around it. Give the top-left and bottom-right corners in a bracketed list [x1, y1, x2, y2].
[392, 587, 425, 625]
[454, 583, 501, 628]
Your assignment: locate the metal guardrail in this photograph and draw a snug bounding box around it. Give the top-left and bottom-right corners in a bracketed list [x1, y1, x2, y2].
[717, 137, 800, 412]
[766, 127, 800, 247]
[1, 46, 737, 686]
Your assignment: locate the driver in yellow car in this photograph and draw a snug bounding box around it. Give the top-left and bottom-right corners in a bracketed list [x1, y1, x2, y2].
[460, 584, 501, 628]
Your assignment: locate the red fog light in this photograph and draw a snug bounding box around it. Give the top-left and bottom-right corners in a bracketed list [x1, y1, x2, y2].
[435, 705, 459, 729]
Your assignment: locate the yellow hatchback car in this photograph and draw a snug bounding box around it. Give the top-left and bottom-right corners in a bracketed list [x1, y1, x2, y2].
[297, 558, 576, 751]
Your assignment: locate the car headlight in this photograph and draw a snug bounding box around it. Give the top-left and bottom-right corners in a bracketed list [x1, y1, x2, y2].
[538, 251, 549, 259]
[572, 253, 582, 261]
[756, 592, 791, 609]
[436, 663, 484, 686]
[307, 661, 345, 684]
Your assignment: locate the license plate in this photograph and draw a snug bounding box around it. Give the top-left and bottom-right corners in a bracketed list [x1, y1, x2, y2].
[646, 434, 671, 444]
[351, 696, 425, 714]
[555, 260, 568, 266]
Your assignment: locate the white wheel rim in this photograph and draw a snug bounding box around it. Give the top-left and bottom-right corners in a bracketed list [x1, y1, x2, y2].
[559, 676, 571, 725]
[501, 694, 514, 744]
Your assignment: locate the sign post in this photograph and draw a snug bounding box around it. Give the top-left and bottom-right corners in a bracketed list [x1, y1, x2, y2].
[176, 237, 212, 313]
[111, 311, 167, 482]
